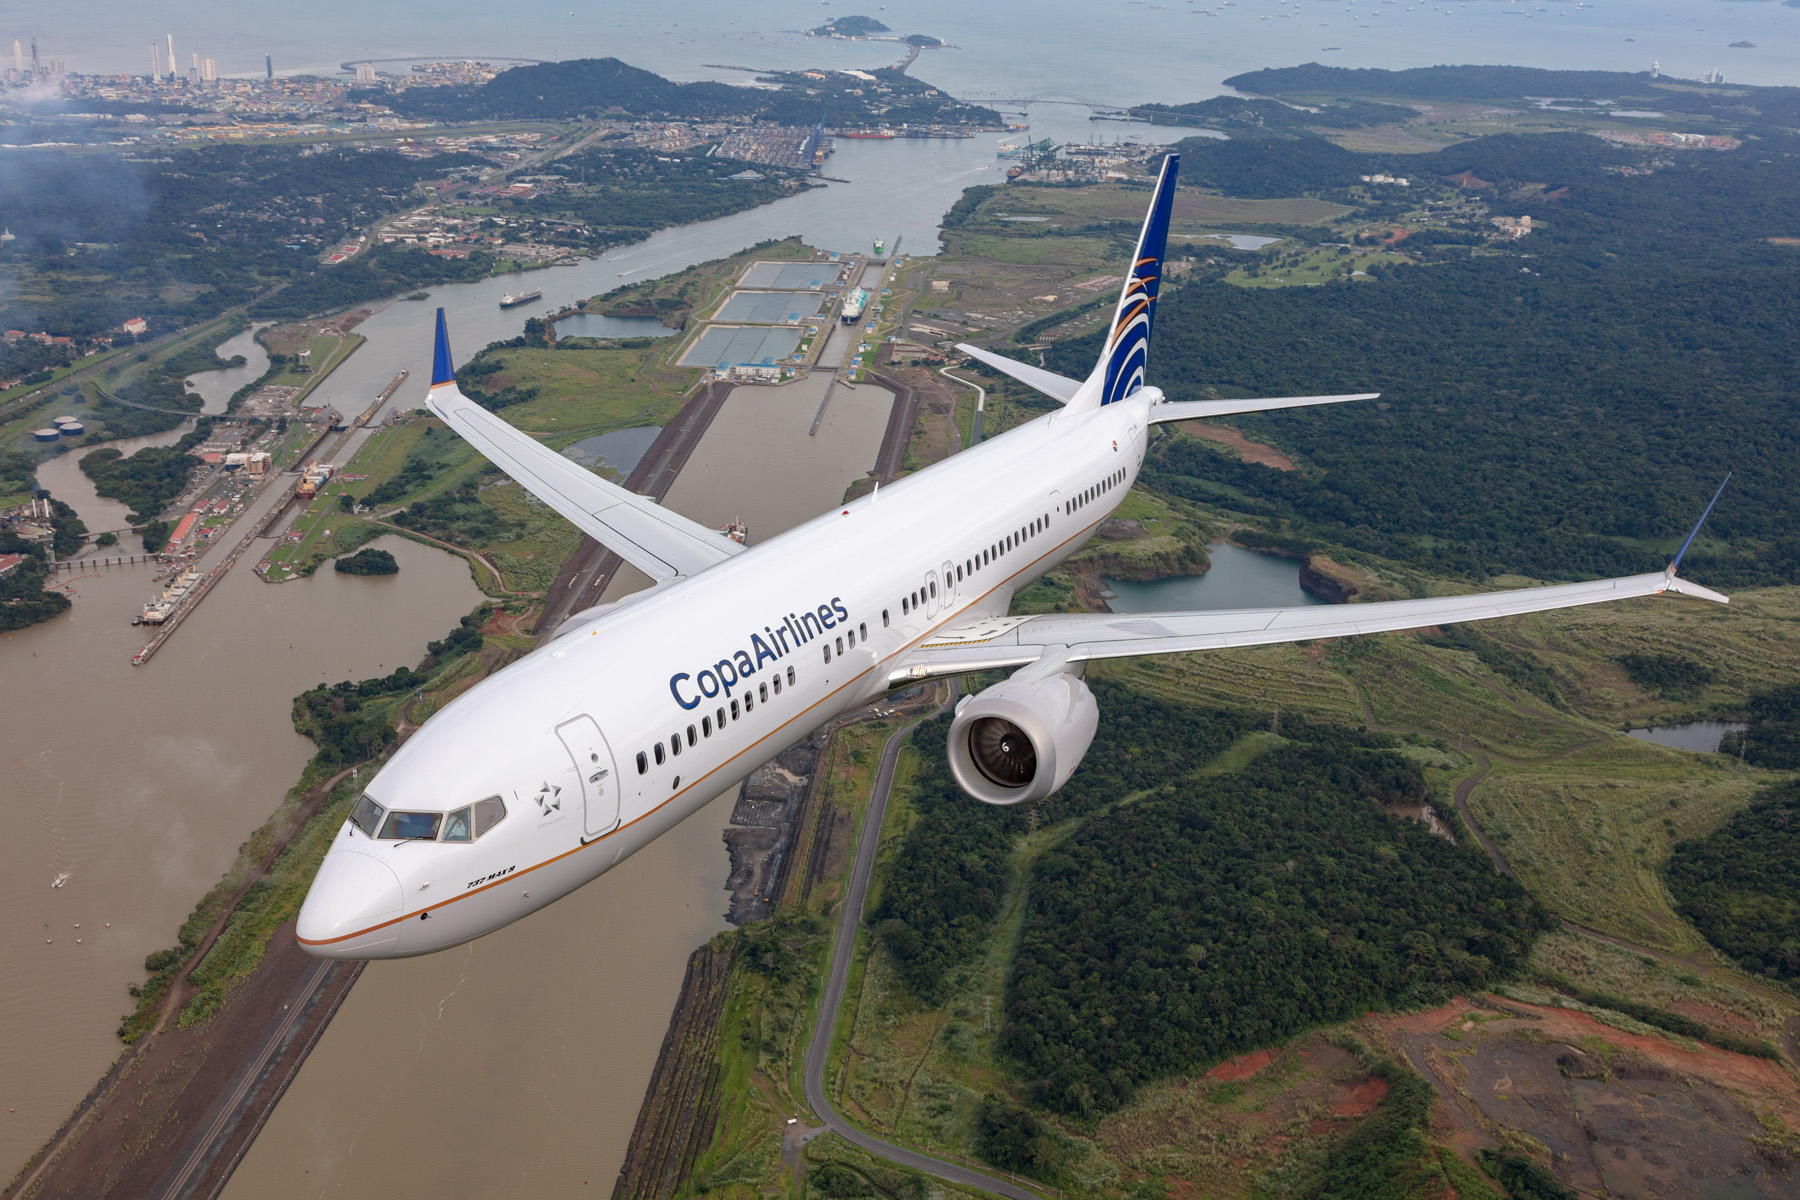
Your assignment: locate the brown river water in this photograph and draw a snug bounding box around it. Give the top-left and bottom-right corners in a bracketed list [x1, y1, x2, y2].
[223, 371, 891, 1198]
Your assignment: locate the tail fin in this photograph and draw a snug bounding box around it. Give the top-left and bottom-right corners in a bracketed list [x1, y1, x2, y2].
[1085, 152, 1178, 408]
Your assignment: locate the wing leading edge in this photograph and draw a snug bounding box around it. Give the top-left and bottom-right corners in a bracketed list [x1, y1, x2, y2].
[888, 570, 1728, 685]
[424, 310, 742, 584]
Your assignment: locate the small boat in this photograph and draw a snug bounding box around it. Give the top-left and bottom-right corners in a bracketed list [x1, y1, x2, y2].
[51, 872, 70, 888]
[719, 519, 748, 545]
[499, 289, 543, 309]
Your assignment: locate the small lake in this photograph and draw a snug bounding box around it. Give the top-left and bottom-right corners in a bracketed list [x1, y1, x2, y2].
[1626, 721, 1749, 753]
[553, 312, 676, 340]
[559, 426, 663, 480]
[1104, 542, 1326, 613]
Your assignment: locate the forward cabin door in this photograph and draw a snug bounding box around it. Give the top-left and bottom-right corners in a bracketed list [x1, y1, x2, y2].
[555, 715, 619, 838]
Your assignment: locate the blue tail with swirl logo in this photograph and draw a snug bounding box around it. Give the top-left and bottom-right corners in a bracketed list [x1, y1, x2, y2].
[1094, 153, 1178, 407]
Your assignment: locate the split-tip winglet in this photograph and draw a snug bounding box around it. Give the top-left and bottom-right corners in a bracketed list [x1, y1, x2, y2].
[1662, 472, 1732, 604]
[431, 307, 456, 388]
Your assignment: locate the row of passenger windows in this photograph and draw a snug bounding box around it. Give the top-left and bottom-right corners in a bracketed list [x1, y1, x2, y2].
[884, 513, 1055, 626]
[637, 665, 799, 775]
[1066, 468, 1127, 516]
[821, 622, 869, 664]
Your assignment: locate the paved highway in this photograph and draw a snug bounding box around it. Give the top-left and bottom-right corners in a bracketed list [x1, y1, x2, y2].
[800, 697, 1046, 1200]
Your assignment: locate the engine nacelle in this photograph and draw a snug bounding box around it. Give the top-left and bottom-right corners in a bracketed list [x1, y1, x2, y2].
[946, 669, 1099, 805]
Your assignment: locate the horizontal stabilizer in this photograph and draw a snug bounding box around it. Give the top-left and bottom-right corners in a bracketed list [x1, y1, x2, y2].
[956, 344, 1081, 405]
[1147, 393, 1379, 424]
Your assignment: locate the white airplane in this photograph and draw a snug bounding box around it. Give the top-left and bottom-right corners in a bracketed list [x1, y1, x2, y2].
[298, 154, 1729, 959]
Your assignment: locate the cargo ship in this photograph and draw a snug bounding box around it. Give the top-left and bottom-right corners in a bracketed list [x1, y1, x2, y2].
[835, 128, 895, 139]
[873, 238, 885, 257]
[498, 289, 543, 308]
[840, 288, 867, 324]
[719, 519, 748, 545]
[138, 568, 203, 625]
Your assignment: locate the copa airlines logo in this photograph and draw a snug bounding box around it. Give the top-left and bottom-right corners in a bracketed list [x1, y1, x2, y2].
[670, 597, 850, 710]
[1101, 263, 1158, 407]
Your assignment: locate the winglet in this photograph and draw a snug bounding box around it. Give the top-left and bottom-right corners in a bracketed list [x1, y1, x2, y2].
[1661, 472, 1731, 604]
[1669, 472, 1730, 575]
[431, 307, 456, 388]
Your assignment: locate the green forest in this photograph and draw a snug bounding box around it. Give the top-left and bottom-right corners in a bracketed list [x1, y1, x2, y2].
[1046, 128, 1800, 587]
[0, 144, 489, 336]
[1666, 780, 1800, 982]
[1721, 683, 1800, 769]
[0, 526, 71, 632]
[872, 683, 1542, 1120]
[333, 547, 398, 576]
[522, 148, 806, 253]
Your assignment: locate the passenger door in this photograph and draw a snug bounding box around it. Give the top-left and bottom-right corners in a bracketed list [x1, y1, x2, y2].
[924, 568, 941, 618]
[555, 715, 619, 838]
[942, 559, 957, 609]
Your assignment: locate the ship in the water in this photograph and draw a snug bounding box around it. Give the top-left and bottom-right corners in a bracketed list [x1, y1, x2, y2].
[498, 289, 543, 309]
[840, 287, 867, 324]
[138, 568, 204, 625]
[873, 238, 885, 257]
[835, 128, 895, 139]
[719, 519, 748, 545]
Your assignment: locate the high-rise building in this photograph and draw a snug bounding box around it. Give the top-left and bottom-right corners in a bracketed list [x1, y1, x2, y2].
[1650, 60, 1660, 79]
[29, 36, 38, 76]
[265, 52, 273, 81]
[151, 42, 162, 80]
[354, 62, 377, 85]
[53, 57, 63, 77]
[200, 57, 216, 83]
[165, 34, 176, 80]
[11, 41, 21, 75]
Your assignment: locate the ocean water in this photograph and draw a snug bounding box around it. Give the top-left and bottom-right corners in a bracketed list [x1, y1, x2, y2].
[11, 0, 1800, 101]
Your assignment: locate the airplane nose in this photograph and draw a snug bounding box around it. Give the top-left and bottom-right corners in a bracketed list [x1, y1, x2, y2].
[297, 848, 405, 957]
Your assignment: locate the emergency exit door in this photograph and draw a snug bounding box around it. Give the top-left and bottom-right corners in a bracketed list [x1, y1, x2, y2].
[555, 715, 619, 838]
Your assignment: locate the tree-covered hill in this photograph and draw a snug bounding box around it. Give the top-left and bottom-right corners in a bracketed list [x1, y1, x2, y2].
[390, 57, 762, 122]
[1666, 780, 1800, 981]
[1049, 129, 1800, 586]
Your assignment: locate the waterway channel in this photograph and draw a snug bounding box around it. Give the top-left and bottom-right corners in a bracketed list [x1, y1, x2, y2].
[1105, 543, 1325, 613]
[184, 325, 273, 415]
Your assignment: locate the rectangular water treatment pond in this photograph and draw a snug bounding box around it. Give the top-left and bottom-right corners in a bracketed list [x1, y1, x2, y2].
[739, 261, 834, 290]
[714, 291, 826, 324]
[681, 326, 802, 369]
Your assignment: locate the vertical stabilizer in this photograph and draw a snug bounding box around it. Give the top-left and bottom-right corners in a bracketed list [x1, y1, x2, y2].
[1083, 153, 1179, 408]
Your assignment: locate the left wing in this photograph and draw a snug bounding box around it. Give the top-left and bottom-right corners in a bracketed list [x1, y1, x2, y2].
[424, 310, 742, 584]
[887, 570, 1727, 685]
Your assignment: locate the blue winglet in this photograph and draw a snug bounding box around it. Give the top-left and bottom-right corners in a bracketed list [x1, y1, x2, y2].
[431, 307, 455, 387]
[1669, 472, 1731, 575]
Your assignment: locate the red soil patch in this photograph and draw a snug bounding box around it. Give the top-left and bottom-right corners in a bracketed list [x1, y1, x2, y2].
[1381, 227, 1411, 247]
[1382, 1000, 1471, 1036]
[1447, 170, 1492, 189]
[1205, 1048, 1276, 1082]
[1177, 422, 1297, 471]
[1668, 999, 1758, 1036]
[1331, 1076, 1390, 1117]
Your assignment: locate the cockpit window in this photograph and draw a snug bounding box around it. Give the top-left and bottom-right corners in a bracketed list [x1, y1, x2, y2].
[474, 797, 506, 836]
[379, 811, 442, 840]
[351, 795, 385, 837]
[443, 807, 473, 843]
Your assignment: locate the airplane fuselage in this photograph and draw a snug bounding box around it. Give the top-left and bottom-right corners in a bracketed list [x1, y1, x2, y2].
[298, 389, 1155, 957]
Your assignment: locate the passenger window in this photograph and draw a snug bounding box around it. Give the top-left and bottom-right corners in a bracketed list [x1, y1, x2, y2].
[379, 811, 441, 840]
[787, 666, 796, 685]
[772, 675, 782, 695]
[654, 743, 666, 766]
[847, 630, 855, 649]
[731, 698, 741, 719]
[901, 596, 909, 614]
[929, 580, 936, 598]
[824, 643, 832, 663]
[702, 716, 712, 736]
[351, 795, 385, 837]
[671, 733, 682, 756]
[860, 622, 867, 640]
[636, 751, 648, 774]
[443, 807, 473, 843]
[717, 707, 726, 728]
[836, 636, 845, 655]
[760, 682, 769, 703]
[744, 692, 754, 712]
[882, 609, 890, 627]
[687, 725, 697, 746]
[956, 566, 963, 581]
[474, 796, 507, 836]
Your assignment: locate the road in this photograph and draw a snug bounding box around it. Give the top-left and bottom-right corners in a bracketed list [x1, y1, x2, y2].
[799, 696, 1047, 1200]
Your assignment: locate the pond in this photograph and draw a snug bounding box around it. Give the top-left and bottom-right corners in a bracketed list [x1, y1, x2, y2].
[1104, 543, 1326, 613]
[559, 426, 663, 481]
[1626, 721, 1749, 753]
[553, 312, 676, 340]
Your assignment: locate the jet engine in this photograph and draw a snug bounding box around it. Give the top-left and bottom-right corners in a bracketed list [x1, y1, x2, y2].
[946, 668, 1099, 805]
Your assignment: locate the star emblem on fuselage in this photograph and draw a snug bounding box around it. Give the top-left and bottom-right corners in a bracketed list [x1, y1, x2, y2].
[535, 781, 562, 814]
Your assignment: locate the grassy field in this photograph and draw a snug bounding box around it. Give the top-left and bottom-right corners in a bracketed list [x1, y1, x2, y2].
[1225, 245, 1409, 288]
[992, 185, 1348, 229]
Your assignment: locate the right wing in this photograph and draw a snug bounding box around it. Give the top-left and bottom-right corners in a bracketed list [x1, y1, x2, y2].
[1147, 393, 1379, 423]
[424, 312, 741, 584]
[888, 570, 1728, 684]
